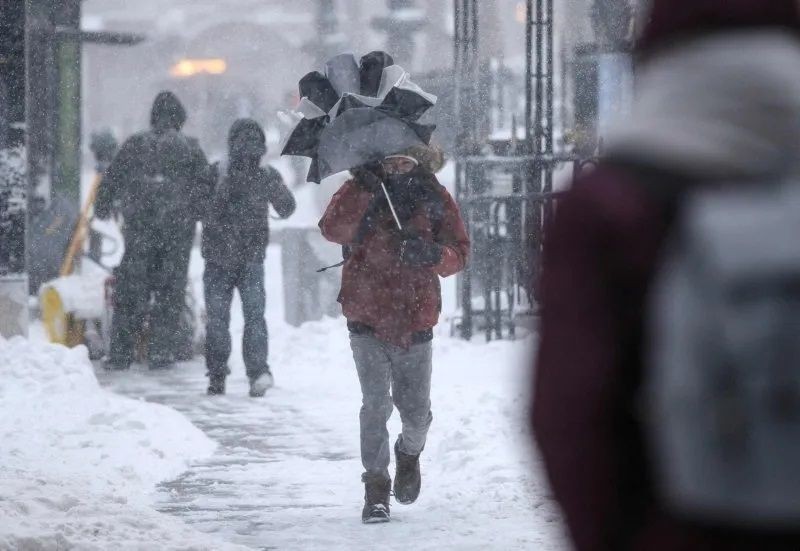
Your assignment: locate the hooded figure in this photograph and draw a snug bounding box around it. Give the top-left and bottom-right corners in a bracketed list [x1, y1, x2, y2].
[202, 118, 296, 398]
[95, 91, 213, 370]
[533, 1, 800, 550]
[228, 118, 267, 166]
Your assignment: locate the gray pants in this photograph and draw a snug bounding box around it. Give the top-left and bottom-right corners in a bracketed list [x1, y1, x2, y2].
[349, 333, 433, 479]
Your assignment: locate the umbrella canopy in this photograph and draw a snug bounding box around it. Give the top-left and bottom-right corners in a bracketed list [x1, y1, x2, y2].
[315, 108, 434, 182]
[281, 51, 438, 183]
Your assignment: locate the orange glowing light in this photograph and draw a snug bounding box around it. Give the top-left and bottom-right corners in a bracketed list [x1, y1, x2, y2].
[170, 58, 227, 78]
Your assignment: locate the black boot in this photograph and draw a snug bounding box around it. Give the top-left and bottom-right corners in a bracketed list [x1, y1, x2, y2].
[361, 472, 391, 524]
[393, 437, 422, 505]
[207, 374, 226, 396]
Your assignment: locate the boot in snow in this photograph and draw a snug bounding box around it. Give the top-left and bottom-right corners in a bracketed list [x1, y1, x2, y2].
[207, 375, 226, 396]
[249, 370, 274, 397]
[361, 472, 391, 524]
[393, 436, 422, 505]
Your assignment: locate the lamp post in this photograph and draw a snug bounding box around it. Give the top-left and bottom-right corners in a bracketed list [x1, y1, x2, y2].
[26, 0, 145, 290]
[6, 0, 144, 333]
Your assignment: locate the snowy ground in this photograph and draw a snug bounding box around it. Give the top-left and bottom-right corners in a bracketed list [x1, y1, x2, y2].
[7, 232, 567, 549]
[97, 318, 565, 550]
[0, 337, 244, 550]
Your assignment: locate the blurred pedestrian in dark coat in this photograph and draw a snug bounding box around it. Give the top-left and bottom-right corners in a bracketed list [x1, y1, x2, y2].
[96, 91, 212, 370]
[532, 1, 800, 550]
[203, 119, 295, 397]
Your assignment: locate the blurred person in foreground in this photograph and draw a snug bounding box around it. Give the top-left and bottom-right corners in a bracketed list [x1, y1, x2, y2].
[95, 91, 212, 370]
[532, 1, 800, 550]
[203, 119, 295, 397]
[319, 144, 469, 523]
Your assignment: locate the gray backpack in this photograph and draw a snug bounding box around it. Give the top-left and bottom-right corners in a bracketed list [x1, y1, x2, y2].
[647, 179, 800, 526]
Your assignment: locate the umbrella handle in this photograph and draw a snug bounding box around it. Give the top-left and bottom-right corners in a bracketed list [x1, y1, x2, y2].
[380, 182, 403, 231]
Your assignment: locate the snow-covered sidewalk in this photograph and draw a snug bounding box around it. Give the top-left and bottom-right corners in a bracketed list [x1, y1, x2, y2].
[0, 337, 245, 550]
[4, 241, 565, 549]
[97, 318, 566, 550]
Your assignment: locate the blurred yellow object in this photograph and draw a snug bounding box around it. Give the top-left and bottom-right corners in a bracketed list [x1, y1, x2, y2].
[170, 58, 227, 78]
[60, 172, 103, 277]
[40, 285, 84, 347]
[41, 170, 103, 347]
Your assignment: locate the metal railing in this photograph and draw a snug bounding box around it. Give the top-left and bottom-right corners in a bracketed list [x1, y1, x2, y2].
[453, 0, 588, 340]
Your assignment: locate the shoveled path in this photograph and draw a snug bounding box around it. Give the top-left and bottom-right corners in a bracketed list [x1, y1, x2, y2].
[97, 362, 365, 551]
[96, 320, 564, 550]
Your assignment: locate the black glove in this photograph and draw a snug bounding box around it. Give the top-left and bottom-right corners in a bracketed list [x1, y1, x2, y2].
[351, 162, 386, 193]
[384, 173, 439, 225]
[353, 192, 389, 244]
[399, 236, 443, 267]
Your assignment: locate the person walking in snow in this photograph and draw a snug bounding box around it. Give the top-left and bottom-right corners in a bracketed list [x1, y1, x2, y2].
[319, 144, 469, 523]
[532, 1, 800, 549]
[202, 119, 296, 397]
[95, 91, 213, 371]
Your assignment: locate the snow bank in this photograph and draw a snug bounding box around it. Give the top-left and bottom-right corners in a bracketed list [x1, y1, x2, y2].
[0, 337, 242, 550]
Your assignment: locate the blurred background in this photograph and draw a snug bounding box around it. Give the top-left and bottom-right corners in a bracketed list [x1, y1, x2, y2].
[0, 0, 644, 343]
[78, 0, 528, 160]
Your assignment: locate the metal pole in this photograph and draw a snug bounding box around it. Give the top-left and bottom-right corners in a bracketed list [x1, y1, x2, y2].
[545, 0, 554, 156]
[534, 0, 544, 158]
[454, 0, 476, 340]
[524, 0, 533, 151]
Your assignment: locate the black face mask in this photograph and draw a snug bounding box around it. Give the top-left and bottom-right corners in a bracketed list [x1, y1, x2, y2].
[384, 170, 434, 223]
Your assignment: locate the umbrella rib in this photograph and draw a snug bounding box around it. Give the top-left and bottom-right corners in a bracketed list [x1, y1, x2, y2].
[380, 182, 403, 231]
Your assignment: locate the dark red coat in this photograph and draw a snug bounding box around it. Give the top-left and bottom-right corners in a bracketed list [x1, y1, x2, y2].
[532, 165, 800, 551]
[319, 177, 469, 346]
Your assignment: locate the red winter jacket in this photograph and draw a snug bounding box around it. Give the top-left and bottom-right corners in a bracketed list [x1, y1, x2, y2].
[319, 176, 469, 347]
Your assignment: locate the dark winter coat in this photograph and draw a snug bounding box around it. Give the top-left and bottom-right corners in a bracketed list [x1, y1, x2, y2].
[201, 164, 295, 268]
[95, 92, 211, 226]
[319, 173, 469, 347]
[532, 7, 800, 549]
[201, 118, 296, 268]
[533, 164, 800, 551]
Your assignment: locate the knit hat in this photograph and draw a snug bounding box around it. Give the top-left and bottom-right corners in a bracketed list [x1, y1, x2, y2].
[637, 0, 800, 55]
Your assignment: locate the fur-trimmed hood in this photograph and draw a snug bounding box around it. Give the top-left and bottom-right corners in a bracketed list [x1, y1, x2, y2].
[400, 143, 446, 174]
